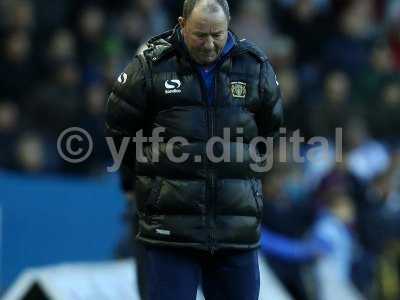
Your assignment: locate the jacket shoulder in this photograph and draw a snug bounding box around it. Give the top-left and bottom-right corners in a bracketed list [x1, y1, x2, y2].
[234, 38, 269, 63]
[141, 31, 176, 63]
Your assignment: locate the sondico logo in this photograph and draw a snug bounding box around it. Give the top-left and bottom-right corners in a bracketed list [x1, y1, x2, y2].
[118, 72, 128, 84]
[165, 79, 182, 94]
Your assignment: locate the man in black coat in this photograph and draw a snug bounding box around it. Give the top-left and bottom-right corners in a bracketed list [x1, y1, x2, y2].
[106, 0, 283, 299]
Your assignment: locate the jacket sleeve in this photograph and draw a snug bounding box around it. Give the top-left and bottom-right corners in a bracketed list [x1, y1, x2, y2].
[257, 60, 284, 140]
[105, 56, 148, 192]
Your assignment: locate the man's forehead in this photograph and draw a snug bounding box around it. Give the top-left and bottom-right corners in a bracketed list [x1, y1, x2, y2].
[187, 9, 227, 31]
[189, 18, 227, 32]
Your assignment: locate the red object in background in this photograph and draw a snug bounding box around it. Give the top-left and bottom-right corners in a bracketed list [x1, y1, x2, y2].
[390, 32, 400, 70]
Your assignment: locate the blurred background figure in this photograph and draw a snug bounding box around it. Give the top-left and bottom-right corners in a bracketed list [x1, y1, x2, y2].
[1, 1, 400, 299]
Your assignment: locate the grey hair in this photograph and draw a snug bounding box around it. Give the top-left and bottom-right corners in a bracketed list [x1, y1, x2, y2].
[182, 0, 230, 20]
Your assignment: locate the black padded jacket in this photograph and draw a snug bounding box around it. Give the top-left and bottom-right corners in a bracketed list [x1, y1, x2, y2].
[106, 26, 283, 252]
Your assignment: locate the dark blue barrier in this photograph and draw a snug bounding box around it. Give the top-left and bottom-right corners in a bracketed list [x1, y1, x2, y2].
[0, 171, 126, 291]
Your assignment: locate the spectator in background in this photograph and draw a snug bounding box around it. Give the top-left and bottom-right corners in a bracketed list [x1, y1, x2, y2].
[307, 70, 355, 139]
[0, 31, 35, 102]
[261, 145, 315, 300]
[345, 117, 390, 183]
[353, 40, 396, 106]
[27, 61, 82, 137]
[355, 152, 400, 299]
[118, 0, 171, 57]
[266, 34, 296, 71]
[0, 101, 20, 170]
[46, 29, 77, 67]
[315, 156, 366, 209]
[118, 10, 149, 54]
[358, 153, 400, 255]
[278, 68, 309, 134]
[135, 0, 171, 37]
[0, 0, 35, 33]
[367, 79, 400, 144]
[79, 82, 110, 174]
[76, 5, 107, 68]
[275, 0, 333, 67]
[310, 188, 364, 300]
[231, 0, 274, 53]
[322, 0, 376, 78]
[264, 34, 309, 135]
[273, 0, 334, 101]
[38, 28, 79, 82]
[15, 132, 46, 173]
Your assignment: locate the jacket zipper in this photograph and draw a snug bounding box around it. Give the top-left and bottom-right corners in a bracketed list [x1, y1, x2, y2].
[209, 106, 216, 254]
[203, 73, 218, 254]
[193, 58, 227, 254]
[192, 65, 214, 254]
[205, 80, 217, 254]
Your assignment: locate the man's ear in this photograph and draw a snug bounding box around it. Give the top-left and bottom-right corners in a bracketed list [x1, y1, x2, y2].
[178, 17, 185, 29]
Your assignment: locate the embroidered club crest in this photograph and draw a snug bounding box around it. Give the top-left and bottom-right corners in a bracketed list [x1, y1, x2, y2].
[230, 81, 247, 99]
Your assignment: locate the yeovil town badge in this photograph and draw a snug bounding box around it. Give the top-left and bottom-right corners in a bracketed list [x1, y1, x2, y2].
[230, 81, 247, 98]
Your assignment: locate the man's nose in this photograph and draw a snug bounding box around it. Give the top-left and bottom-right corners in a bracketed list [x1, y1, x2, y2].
[204, 37, 214, 50]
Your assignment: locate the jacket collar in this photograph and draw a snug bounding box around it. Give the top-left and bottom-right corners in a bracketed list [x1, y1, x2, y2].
[145, 24, 264, 67]
[147, 24, 241, 60]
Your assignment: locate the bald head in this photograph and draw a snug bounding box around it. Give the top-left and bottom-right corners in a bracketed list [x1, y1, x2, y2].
[183, 0, 230, 21]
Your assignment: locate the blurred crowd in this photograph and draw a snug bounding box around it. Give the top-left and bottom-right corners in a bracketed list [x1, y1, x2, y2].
[1, 0, 399, 299]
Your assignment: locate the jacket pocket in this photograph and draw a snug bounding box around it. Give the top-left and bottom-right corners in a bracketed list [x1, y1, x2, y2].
[250, 178, 263, 219]
[146, 177, 163, 212]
